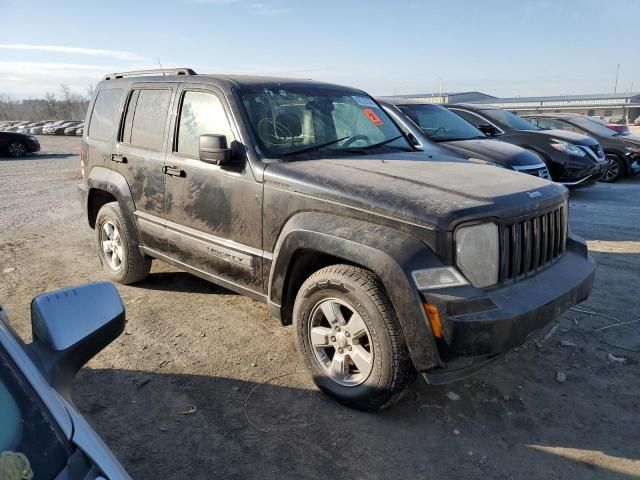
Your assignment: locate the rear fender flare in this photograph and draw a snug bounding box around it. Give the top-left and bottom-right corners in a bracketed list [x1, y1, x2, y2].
[86, 167, 141, 243]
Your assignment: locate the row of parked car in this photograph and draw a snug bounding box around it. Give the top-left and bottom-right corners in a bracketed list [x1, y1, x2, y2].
[378, 99, 640, 185]
[0, 119, 84, 136]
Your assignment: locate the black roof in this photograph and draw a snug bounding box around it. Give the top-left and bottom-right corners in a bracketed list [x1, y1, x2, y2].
[98, 70, 365, 95]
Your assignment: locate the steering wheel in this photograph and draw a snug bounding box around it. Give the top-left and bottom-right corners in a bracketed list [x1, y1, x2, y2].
[342, 135, 370, 147]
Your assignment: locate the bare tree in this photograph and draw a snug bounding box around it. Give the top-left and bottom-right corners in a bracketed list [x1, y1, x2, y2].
[0, 93, 17, 120]
[44, 92, 58, 119]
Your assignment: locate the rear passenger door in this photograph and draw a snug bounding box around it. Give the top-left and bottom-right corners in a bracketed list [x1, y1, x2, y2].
[114, 84, 176, 255]
[163, 84, 264, 295]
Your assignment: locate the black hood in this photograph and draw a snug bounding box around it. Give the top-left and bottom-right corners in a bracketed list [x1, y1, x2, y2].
[530, 129, 598, 146]
[441, 138, 542, 168]
[264, 153, 566, 230]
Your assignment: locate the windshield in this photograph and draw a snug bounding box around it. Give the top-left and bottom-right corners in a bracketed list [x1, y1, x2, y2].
[239, 85, 412, 159]
[483, 109, 541, 131]
[571, 116, 618, 137]
[398, 104, 485, 142]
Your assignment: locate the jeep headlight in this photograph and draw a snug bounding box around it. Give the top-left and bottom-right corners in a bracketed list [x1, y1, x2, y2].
[551, 141, 585, 157]
[455, 222, 499, 288]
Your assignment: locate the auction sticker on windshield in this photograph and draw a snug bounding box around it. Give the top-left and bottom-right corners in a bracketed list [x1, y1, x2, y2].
[362, 108, 384, 126]
[352, 95, 378, 108]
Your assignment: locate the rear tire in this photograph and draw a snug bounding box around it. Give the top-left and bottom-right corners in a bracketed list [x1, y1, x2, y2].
[601, 154, 625, 183]
[293, 264, 416, 411]
[95, 202, 151, 284]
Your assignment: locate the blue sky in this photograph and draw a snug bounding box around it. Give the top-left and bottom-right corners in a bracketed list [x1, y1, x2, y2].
[1, 0, 639, 99]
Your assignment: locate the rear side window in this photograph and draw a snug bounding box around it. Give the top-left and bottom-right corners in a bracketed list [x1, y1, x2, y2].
[88, 89, 122, 141]
[176, 91, 234, 157]
[122, 89, 172, 151]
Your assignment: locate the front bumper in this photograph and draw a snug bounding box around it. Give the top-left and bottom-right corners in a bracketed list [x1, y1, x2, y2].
[422, 235, 595, 380]
[26, 140, 40, 153]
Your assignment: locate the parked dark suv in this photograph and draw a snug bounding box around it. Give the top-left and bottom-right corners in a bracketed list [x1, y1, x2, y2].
[378, 98, 550, 179]
[78, 69, 595, 410]
[448, 104, 608, 187]
[523, 113, 640, 182]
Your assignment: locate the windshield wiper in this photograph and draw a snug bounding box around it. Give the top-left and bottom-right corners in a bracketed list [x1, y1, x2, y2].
[355, 135, 405, 151]
[280, 136, 350, 158]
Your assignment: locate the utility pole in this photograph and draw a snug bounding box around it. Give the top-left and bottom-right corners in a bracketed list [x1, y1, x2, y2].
[613, 63, 620, 94]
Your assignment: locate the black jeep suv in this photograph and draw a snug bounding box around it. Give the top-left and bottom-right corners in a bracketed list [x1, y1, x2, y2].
[78, 69, 595, 410]
[448, 104, 608, 187]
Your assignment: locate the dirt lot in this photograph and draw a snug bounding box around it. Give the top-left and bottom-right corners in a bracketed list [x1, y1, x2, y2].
[1, 136, 639, 479]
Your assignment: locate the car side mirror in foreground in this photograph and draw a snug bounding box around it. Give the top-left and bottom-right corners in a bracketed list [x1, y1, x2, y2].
[28, 282, 125, 391]
[199, 134, 234, 165]
[477, 124, 498, 136]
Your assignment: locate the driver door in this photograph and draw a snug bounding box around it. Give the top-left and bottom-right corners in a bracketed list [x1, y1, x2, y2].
[163, 84, 264, 295]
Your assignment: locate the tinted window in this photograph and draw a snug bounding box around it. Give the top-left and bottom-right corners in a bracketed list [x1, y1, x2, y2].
[177, 91, 234, 157]
[535, 118, 574, 131]
[483, 109, 541, 131]
[120, 90, 140, 145]
[0, 349, 70, 479]
[571, 116, 618, 137]
[127, 89, 172, 151]
[451, 109, 485, 128]
[399, 104, 484, 142]
[88, 89, 122, 141]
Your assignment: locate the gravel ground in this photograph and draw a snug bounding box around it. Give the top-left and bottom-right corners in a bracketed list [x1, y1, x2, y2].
[1, 136, 639, 479]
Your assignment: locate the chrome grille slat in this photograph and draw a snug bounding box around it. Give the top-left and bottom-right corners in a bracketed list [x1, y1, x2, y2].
[499, 204, 566, 282]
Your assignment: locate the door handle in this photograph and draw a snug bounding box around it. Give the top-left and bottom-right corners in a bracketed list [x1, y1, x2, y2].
[163, 165, 185, 177]
[111, 154, 127, 163]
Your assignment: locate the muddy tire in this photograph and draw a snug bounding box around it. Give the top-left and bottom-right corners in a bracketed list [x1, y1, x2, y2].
[293, 264, 416, 411]
[95, 202, 151, 284]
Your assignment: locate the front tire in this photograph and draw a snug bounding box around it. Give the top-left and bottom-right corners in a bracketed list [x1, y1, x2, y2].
[601, 154, 625, 183]
[293, 265, 416, 411]
[95, 202, 151, 284]
[7, 141, 26, 158]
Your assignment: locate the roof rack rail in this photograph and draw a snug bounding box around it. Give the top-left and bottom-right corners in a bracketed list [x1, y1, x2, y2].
[103, 68, 197, 80]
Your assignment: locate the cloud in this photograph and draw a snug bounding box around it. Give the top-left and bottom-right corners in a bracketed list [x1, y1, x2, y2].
[0, 61, 155, 97]
[0, 44, 146, 62]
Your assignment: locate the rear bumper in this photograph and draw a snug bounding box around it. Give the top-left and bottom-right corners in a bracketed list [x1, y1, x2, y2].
[422, 235, 595, 381]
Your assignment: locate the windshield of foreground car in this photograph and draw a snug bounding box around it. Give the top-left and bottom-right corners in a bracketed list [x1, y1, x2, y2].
[571, 116, 619, 137]
[239, 85, 412, 159]
[398, 104, 486, 142]
[483, 109, 541, 131]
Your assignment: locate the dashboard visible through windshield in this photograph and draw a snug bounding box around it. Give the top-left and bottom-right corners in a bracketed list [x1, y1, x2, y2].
[239, 85, 412, 160]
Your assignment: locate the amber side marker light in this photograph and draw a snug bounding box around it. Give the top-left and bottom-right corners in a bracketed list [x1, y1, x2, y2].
[424, 304, 442, 338]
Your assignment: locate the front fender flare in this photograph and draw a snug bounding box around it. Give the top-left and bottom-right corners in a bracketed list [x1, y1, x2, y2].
[269, 212, 444, 370]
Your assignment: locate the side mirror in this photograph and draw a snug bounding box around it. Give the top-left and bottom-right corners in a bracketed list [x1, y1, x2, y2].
[199, 134, 233, 165]
[28, 282, 125, 391]
[478, 124, 498, 136]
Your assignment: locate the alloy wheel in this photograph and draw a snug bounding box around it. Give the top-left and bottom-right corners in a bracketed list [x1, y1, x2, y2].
[308, 298, 374, 386]
[8, 142, 26, 157]
[100, 221, 124, 270]
[604, 157, 620, 182]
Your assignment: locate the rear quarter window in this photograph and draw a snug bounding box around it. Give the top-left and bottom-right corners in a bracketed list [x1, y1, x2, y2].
[88, 89, 122, 141]
[123, 89, 172, 151]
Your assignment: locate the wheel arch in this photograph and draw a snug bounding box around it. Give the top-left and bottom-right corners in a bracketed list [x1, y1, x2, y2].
[86, 166, 141, 243]
[268, 212, 443, 371]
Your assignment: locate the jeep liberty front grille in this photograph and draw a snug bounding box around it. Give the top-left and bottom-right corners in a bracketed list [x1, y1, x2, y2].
[498, 204, 567, 282]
